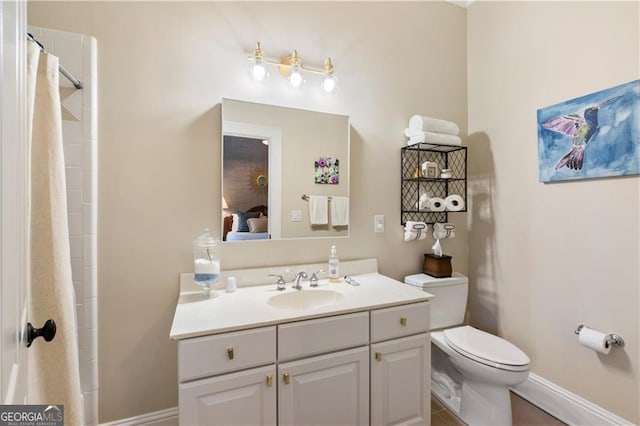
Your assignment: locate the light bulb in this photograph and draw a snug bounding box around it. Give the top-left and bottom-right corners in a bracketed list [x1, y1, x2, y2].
[322, 74, 338, 94]
[250, 58, 267, 81]
[288, 66, 303, 88]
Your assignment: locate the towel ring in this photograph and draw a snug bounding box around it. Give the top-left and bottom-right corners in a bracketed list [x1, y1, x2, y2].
[412, 223, 426, 239]
[443, 223, 455, 238]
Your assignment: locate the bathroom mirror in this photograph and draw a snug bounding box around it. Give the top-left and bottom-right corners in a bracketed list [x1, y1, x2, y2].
[222, 99, 350, 242]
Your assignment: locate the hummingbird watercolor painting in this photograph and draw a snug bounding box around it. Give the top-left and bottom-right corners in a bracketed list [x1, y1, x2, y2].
[537, 79, 639, 182]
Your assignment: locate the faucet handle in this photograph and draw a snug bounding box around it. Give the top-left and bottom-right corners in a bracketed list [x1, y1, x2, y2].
[268, 274, 287, 291]
[309, 269, 324, 287]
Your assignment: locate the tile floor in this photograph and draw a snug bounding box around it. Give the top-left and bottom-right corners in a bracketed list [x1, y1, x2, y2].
[431, 392, 567, 425]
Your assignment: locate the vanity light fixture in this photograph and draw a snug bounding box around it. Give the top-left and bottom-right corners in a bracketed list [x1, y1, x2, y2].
[248, 42, 338, 94]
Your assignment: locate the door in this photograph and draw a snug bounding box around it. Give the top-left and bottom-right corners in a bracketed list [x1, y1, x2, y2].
[0, 0, 29, 405]
[371, 334, 430, 426]
[179, 365, 277, 426]
[278, 346, 369, 426]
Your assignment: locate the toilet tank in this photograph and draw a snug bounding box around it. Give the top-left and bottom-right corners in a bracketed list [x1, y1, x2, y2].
[404, 273, 468, 330]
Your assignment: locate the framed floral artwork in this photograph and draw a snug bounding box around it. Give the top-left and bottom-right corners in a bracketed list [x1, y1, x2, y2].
[315, 157, 339, 184]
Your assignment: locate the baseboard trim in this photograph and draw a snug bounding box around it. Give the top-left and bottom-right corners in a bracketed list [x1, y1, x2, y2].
[99, 407, 178, 426]
[512, 372, 633, 426]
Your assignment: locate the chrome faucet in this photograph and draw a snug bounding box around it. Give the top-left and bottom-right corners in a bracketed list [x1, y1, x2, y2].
[269, 274, 287, 291]
[292, 272, 308, 290]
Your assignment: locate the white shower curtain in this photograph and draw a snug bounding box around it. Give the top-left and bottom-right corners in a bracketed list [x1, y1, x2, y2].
[27, 40, 85, 425]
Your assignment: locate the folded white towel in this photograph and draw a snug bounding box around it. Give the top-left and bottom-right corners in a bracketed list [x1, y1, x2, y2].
[409, 115, 460, 136]
[331, 196, 349, 227]
[433, 223, 456, 239]
[409, 131, 462, 146]
[418, 194, 430, 210]
[404, 127, 422, 138]
[308, 195, 328, 225]
[403, 221, 428, 241]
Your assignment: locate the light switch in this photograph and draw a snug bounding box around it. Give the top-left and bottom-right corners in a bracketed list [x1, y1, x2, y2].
[374, 215, 385, 233]
[291, 210, 303, 222]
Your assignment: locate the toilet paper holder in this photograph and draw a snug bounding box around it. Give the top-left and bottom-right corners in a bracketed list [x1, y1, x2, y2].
[574, 324, 625, 348]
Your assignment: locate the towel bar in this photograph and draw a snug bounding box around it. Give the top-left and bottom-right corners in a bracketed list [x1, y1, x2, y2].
[302, 194, 333, 201]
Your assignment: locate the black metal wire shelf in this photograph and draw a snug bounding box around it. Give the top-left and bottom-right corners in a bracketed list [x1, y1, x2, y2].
[401, 144, 467, 225]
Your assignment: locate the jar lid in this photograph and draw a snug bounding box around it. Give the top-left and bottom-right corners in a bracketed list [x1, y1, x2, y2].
[194, 228, 218, 246]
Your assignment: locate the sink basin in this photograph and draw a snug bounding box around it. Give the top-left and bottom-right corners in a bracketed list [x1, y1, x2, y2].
[267, 289, 344, 310]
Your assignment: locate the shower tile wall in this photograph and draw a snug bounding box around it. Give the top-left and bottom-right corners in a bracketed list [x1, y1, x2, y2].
[28, 26, 98, 426]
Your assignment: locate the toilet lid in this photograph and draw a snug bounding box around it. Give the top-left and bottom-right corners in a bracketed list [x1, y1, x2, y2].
[444, 326, 530, 372]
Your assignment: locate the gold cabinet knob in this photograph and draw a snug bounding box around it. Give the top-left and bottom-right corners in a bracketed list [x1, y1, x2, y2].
[227, 347, 234, 360]
[283, 372, 290, 384]
[375, 352, 382, 362]
[400, 317, 407, 326]
[266, 375, 273, 386]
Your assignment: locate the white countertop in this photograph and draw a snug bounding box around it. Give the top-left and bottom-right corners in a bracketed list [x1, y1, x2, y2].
[169, 272, 433, 340]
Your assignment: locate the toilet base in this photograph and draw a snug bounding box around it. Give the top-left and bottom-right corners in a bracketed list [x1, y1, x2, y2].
[431, 370, 514, 426]
[459, 379, 513, 426]
[431, 336, 527, 426]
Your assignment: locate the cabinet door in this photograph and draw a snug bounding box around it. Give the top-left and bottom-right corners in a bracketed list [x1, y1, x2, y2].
[279, 346, 369, 426]
[179, 365, 276, 426]
[371, 333, 430, 426]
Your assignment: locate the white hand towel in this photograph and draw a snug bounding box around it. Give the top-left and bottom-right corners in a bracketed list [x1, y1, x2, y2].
[330, 196, 349, 227]
[409, 131, 462, 146]
[403, 221, 428, 241]
[404, 127, 422, 138]
[409, 115, 460, 136]
[433, 223, 456, 239]
[308, 195, 328, 225]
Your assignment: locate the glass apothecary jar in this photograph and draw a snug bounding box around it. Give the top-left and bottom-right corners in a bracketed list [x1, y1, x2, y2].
[193, 228, 220, 297]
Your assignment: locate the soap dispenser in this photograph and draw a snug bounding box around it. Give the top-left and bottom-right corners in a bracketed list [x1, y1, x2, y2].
[328, 245, 340, 283]
[193, 228, 220, 297]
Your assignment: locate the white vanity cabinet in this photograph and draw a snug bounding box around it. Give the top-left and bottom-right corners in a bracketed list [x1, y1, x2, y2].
[370, 302, 431, 426]
[278, 347, 370, 426]
[277, 312, 370, 425]
[176, 296, 431, 426]
[177, 326, 277, 425]
[179, 365, 277, 426]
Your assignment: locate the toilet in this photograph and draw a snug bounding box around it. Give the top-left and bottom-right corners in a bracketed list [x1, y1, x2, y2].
[404, 273, 530, 426]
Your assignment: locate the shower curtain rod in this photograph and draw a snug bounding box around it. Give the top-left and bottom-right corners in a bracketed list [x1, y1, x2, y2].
[27, 33, 84, 89]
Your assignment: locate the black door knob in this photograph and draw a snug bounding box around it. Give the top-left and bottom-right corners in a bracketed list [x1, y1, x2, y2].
[26, 319, 56, 347]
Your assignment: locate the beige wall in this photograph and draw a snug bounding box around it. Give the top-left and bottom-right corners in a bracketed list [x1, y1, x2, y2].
[27, 2, 468, 422]
[467, 1, 639, 423]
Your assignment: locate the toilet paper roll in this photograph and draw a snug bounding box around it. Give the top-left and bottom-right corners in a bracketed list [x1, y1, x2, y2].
[428, 198, 446, 212]
[578, 327, 611, 354]
[445, 194, 465, 212]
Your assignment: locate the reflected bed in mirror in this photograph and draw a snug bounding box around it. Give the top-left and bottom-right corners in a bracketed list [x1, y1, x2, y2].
[222, 99, 350, 242]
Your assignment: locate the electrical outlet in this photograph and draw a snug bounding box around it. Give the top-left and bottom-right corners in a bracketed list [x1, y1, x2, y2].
[374, 215, 385, 233]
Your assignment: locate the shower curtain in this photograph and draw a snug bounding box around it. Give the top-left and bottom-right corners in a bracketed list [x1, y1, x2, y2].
[27, 40, 84, 425]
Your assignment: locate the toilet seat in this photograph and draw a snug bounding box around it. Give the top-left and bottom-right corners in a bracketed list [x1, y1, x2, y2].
[444, 326, 530, 372]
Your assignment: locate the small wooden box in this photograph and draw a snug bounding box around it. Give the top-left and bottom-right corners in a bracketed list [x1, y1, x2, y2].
[423, 253, 452, 278]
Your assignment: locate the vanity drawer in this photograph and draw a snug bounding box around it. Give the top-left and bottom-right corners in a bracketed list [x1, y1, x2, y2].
[370, 302, 430, 343]
[278, 312, 369, 361]
[178, 326, 276, 381]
